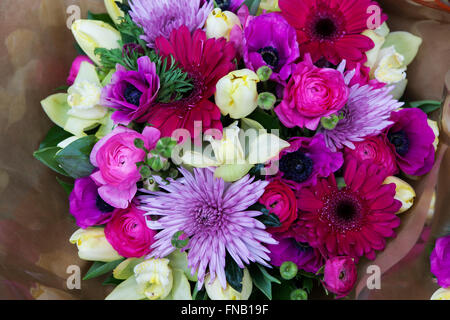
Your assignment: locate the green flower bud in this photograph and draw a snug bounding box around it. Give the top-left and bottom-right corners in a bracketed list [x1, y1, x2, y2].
[320, 114, 340, 130]
[290, 289, 308, 300]
[258, 92, 277, 110]
[257, 66, 273, 82]
[280, 261, 298, 280]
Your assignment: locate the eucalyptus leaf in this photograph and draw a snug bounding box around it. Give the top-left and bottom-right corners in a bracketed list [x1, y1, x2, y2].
[39, 126, 73, 150]
[83, 258, 125, 280]
[55, 135, 97, 179]
[244, 0, 262, 15]
[405, 100, 442, 114]
[225, 255, 244, 292]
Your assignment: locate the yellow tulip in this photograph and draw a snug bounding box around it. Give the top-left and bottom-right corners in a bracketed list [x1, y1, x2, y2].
[383, 176, 416, 214]
[205, 268, 253, 300]
[104, 0, 125, 25]
[69, 228, 122, 262]
[215, 69, 260, 119]
[205, 8, 241, 41]
[71, 19, 121, 65]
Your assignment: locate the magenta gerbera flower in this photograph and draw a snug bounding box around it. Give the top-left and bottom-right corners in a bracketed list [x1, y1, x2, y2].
[138, 168, 277, 288]
[279, 0, 386, 69]
[141, 26, 236, 138]
[295, 159, 402, 260]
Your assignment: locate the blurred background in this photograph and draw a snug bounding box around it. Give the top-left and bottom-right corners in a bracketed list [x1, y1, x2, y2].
[0, 0, 448, 300]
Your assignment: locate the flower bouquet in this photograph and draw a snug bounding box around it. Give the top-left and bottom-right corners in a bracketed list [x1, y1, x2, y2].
[33, 0, 444, 300]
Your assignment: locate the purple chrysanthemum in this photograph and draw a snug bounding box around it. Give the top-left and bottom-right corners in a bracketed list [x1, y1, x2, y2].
[129, 0, 213, 48]
[320, 62, 404, 152]
[138, 168, 277, 289]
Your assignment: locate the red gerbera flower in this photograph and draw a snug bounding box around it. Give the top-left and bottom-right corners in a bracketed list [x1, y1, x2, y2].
[143, 26, 236, 138]
[294, 159, 401, 260]
[279, 0, 386, 69]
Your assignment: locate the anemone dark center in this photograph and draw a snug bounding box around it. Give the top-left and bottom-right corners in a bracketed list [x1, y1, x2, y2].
[321, 189, 366, 233]
[279, 150, 313, 183]
[314, 18, 337, 38]
[96, 195, 115, 213]
[124, 84, 142, 106]
[257, 46, 280, 68]
[293, 240, 313, 253]
[215, 0, 231, 10]
[388, 130, 409, 156]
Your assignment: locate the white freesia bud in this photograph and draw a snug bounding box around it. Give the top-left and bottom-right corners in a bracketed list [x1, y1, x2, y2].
[363, 29, 386, 70]
[215, 69, 260, 119]
[205, 268, 252, 300]
[431, 287, 450, 300]
[134, 259, 173, 300]
[71, 19, 121, 65]
[373, 46, 407, 85]
[104, 0, 125, 25]
[69, 228, 122, 262]
[428, 119, 440, 151]
[383, 176, 416, 214]
[205, 8, 241, 41]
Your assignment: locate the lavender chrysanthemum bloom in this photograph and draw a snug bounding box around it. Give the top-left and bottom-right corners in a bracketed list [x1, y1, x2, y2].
[138, 168, 277, 289]
[243, 13, 300, 83]
[129, 0, 213, 48]
[320, 62, 404, 152]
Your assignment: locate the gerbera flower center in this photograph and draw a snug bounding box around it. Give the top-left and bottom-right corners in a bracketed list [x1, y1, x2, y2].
[124, 84, 143, 106]
[257, 46, 280, 68]
[305, 6, 345, 41]
[215, 0, 231, 10]
[388, 130, 409, 156]
[314, 18, 337, 38]
[320, 189, 366, 232]
[279, 150, 314, 183]
[96, 195, 115, 213]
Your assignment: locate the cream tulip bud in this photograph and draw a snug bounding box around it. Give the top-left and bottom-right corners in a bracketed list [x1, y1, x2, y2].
[431, 287, 450, 300]
[205, 268, 253, 300]
[104, 0, 125, 25]
[215, 69, 260, 119]
[69, 228, 122, 262]
[71, 19, 121, 65]
[428, 119, 440, 151]
[134, 259, 173, 300]
[383, 176, 416, 214]
[205, 8, 241, 41]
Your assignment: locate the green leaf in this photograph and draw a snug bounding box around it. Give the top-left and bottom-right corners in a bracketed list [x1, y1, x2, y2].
[54, 135, 97, 179]
[247, 108, 282, 132]
[249, 264, 281, 300]
[244, 0, 262, 15]
[56, 177, 74, 195]
[87, 11, 115, 27]
[103, 274, 125, 286]
[302, 277, 314, 294]
[405, 100, 442, 114]
[225, 255, 244, 292]
[171, 231, 189, 249]
[192, 286, 208, 300]
[33, 147, 68, 176]
[155, 138, 177, 158]
[249, 203, 282, 227]
[83, 258, 125, 281]
[39, 126, 73, 150]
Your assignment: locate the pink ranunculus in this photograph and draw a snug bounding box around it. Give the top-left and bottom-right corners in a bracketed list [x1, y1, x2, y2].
[105, 205, 156, 258]
[67, 55, 93, 85]
[275, 54, 349, 131]
[259, 179, 297, 233]
[323, 256, 357, 298]
[90, 126, 161, 209]
[344, 135, 398, 178]
[430, 235, 450, 288]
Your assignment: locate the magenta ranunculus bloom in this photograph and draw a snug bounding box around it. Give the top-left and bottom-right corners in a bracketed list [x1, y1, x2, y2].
[90, 126, 161, 209]
[386, 108, 435, 176]
[243, 13, 300, 83]
[430, 235, 450, 288]
[69, 176, 115, 229]
[101, 56, 160, 125]
[67, 55, 92, 85]
[323, 256, 357, 298]
[275, 55, 349, 130]
[276, 134, 343, 190]
[267, 234, 324, 273]
[105, 205, 156, 258]
[344, 135, 398, 178]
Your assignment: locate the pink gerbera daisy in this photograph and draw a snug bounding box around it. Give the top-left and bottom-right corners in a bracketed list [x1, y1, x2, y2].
[141, 26, 236, 138]
[279, 0, 386, 69]
[294, 159, 401, 260]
